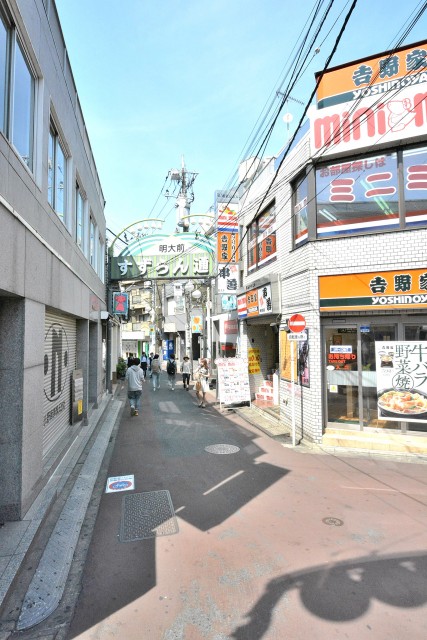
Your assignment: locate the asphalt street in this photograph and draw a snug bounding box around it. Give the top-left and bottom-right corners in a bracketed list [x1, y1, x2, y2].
[66, 376, 427, 640]
[3, 375, 427, 640]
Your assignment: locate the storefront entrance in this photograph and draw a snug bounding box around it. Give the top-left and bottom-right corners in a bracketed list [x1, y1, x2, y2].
[324, 318, 427, 434]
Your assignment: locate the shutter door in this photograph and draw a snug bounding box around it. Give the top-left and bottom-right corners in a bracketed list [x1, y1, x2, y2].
[43, 310, 77, 459]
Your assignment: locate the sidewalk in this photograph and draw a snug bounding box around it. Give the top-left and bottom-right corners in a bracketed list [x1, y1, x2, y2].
[0, 391, 119, 616]
[0, 377, 426, 636]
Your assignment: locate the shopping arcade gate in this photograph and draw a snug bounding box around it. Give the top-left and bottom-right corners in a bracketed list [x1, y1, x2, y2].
[109, 232, 215, 281]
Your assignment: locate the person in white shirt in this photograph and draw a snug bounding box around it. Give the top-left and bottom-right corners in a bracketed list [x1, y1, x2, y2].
[181, 355, 191, 389]
[125, 357, 145, 416]
[150, 354, 161, 391]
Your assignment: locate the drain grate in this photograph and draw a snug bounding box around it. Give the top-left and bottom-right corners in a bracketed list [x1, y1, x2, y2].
[120, 490, 179, 542]
[205, 444, 240, 455]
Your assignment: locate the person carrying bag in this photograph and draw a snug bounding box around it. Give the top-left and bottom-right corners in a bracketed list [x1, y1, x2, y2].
[195, 358, 209, 407]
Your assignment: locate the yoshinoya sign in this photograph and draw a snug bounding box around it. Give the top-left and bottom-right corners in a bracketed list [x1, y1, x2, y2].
[316, 40, 427, 109]
[319, 268, 427, 311]
[310, 84, 427, 158]
[110, 232, 214, 280]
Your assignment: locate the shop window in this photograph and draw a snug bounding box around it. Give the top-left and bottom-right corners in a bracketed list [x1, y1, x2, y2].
[316, 152, 399, 238]
[0, 13, 36, 170]
[293, 172, 308, 247]
[48, 122, 67, 221]
[403, 146, 427, 228]
[247, 202, 276, 273]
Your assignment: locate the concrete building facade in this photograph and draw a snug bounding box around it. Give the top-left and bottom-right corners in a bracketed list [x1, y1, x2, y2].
[0, 0, 107, 521]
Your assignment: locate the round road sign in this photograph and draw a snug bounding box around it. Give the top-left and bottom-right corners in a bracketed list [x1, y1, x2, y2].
[288, 313, 306, 333]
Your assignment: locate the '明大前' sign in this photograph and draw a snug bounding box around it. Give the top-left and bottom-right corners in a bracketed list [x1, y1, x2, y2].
[110, 232, 214, 281]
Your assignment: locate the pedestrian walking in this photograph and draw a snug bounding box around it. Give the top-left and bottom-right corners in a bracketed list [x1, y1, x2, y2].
[151, 354, 161, 391]
[140, 353, 148, 378]
[181, 355, 191, 389]
[125, 357, 145, 416]
[195, 358, 209, 407]
[167, 353, 177, 390]
[127, 353, 135, 368]
[148, 352, 154, 378]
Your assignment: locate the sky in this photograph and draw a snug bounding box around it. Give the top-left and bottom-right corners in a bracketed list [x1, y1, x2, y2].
[55, 0, 427, 240]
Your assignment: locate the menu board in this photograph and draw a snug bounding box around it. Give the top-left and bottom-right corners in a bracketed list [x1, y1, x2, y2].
[215, 357, 251, 406]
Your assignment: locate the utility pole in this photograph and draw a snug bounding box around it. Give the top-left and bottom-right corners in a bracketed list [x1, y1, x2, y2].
[166, 156, 198, 231]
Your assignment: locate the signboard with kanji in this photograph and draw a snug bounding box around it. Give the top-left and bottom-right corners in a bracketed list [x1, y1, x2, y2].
[316, 40, 427, 109]
[248, 348, 261, 374]
[217, 231, 239, 263]
[217, 264, 239, 293]
[110, 232, 215, 281]
[319, 269, 427, 311]
[215, 357, 251, 406]
[375, 341, 427, 423]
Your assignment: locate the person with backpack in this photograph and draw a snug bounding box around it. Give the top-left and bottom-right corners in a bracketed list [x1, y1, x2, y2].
[151, 354, 161, 391]
[167, 353, 177, 390]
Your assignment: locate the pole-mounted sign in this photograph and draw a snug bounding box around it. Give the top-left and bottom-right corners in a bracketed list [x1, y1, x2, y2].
[288, 313, 306, 333]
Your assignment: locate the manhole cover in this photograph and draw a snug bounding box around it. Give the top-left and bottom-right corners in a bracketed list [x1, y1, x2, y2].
[205, 444, 240, 455]
[322, 517, 344, 527]
[120, 490, 179, 542]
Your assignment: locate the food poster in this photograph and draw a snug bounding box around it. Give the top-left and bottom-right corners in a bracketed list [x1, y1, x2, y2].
[375, 341, 427, 422]
[280, 329, 309, 384]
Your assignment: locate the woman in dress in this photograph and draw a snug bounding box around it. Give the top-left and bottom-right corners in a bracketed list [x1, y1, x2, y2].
[195, 358, 209, 407]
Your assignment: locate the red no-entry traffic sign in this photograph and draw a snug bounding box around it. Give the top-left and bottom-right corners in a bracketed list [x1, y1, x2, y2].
[288, 313, 306, 333]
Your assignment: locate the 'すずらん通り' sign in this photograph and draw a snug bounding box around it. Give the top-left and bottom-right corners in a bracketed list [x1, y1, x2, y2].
[319, 269, 427, 312]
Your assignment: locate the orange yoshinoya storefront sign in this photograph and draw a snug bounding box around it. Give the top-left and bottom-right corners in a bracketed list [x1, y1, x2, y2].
[319, 269, 427, 312]
[316, 40, 427, 109]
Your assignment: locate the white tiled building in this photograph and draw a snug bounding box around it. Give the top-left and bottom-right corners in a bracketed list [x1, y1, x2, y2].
[222, 41, 427, 452]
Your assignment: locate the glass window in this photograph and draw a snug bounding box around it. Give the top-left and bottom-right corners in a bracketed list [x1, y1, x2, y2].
[403, 146, 427, 228]
[247, 220, 257, 273]
[0, 21, 36, 170]
[0, 16, 8, 134]
[12, 39, 34, 169]
[246, 202, 276, 272]
[48, 124, 67, 221]
[257, 205, 276, 267]
[89, 215, 96, 268]
[293, 173, 308, 247]
[75, 184, 85, 250]
[98, 237, 104, 281]
[316, 152, 399, 238]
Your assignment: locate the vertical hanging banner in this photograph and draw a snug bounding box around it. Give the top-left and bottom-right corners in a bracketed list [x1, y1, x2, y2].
[215, 192, 240, 290]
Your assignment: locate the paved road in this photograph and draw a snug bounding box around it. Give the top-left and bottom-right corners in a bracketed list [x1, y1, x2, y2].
[56, 376, 427, 640]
